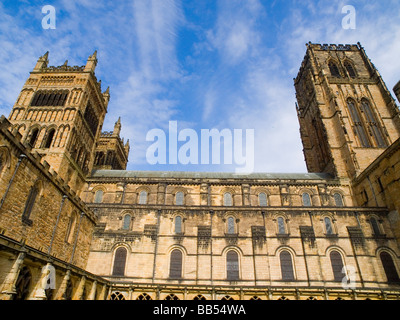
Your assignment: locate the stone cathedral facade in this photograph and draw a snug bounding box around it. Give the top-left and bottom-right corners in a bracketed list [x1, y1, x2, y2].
[1, 43, 400, 300]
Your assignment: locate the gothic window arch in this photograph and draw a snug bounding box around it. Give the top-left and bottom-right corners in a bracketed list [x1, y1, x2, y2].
[226, 250, 240, 281]
[94, 190, 103, 203]
[324, 216, 334, 235]
[110, 292, 126, 300]
[193, 294, 207, 300]
[280, 250, 295, 281]
[13, 266, 32, 300]
[277, 216, 286, 234]
[122, 214, 132, 230]
[360, 98, 387, 148]
[328, 61, 341, 78]
[165, 294, 180, 300]
[258, 192, 268, 206]
[22, 181, 41, 225]
[223, 192, 233, 206]
[330, 250, 345, 282]
[302, 192, 312, 207]
[65, 211, 78, 243]
[28, 127, 40, 147]
[333, 192, 344, 207]
[221, 295, 234, 300]
[169, 249, 183, 279]
[138, 190, 148, 204]
[30, 90, 69, 107]
[83, 101, 99, 136]
[369, 217, 382, 236]
[112, 247, 127, 276]
[346, 98, 371, 147]
[43, 128, 56, 148]
[226, 216, 236, 234]
[175, 191, 184, 205]
[344, 61, 357, 78]
[137, 293, 152, 300]
[379, 251, 400, 283]
[175, 215, 183, 234]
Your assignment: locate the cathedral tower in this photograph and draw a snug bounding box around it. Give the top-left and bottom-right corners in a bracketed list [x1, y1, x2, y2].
[8, 51, 110, 193]
[294, 43, 400, 179]
[93, 117, 130, 170]
[394, 81, 400, 103]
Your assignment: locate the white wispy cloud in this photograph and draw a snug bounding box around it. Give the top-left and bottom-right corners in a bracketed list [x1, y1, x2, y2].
[0, 1, 399, 173]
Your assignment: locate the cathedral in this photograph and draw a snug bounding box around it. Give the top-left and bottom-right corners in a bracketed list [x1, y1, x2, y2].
[1, 42, 400, 300]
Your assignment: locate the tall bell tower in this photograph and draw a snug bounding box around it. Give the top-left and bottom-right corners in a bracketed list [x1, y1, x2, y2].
[8, 51, 110, 194]
[294, 42, 400, 179]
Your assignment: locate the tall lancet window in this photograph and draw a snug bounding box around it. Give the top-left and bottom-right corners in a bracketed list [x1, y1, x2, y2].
[361, 99, 387, 148]
[347, 99, 371, 147]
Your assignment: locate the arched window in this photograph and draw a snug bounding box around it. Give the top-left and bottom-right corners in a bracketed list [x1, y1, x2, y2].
[28, 128, 39, 147]
[258, 192, 267, 206]
[112, 247, 127, 276]
[329, 61, 341, 77]
[344, 61, 356, 78]
[224, 192, 233, 206]
[221, 295, 234, 300]
[280, 250, 295, 280]
[333, 193, 344, 207]
[361, 99, 387, 148]
[175, 216, 182, 234]
[347, 99, 371, 147]
[65, 212, 77, 243]
[165, 294, 180, 300]
[94, 190, 103, 203]
[277, 217, 286, 234]
[22, 183, 39, 225]
[13, 266, 32, 300]
[330, 251, 345, 282]
[227, 217, 235, 234]
[137, 293, 152, 300]
[169, 249, 183, 279]
[43, 128, 55, 148]
[370, 217, 381, 236]
[110, 292, 126, 300]
[226, 250, 239, 280]
[139, 191, 147, 204]
[175, 191, 184, 205]
[193, 295, 207, 300]
[324, 217, 334, 235]
[302, 192, 312, 206]
[380, 252, 400, 283]
[123, 214, 131, 230]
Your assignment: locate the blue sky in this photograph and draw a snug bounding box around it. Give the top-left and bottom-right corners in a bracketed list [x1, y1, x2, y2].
[0, 0, 399, 173]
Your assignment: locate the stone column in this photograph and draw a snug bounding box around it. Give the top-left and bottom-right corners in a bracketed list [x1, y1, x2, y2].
[0, 251, 26, 300]
[74, 276, 86, 300]
[242, 184, 250, 206]
[98, 284, 108, 300]
[200, 183, 209, 206]
[157, 183, 167, 205]
[55, 269, 71, 300]
[88, 280, 97, 300]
